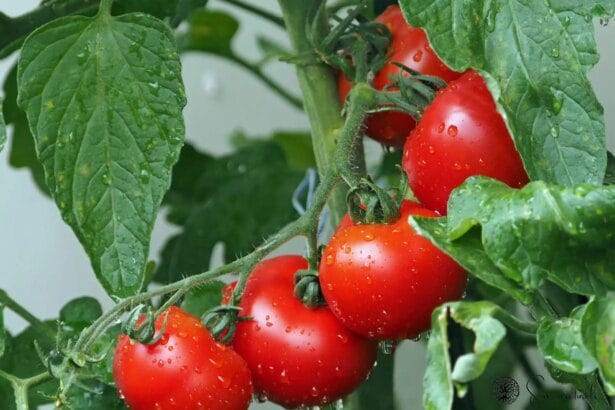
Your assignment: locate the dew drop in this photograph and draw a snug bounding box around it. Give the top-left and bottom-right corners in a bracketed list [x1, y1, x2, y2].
[325, 254, 335, 266]
[102, 173, 111, 185]
[437, 122, 445, 133]
[337, 334, 348, 344]
[447, 125, 458, 137]
[412, 50, 423, 62]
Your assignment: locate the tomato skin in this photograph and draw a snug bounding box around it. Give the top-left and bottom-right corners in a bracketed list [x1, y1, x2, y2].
[319, 201, 467, 340]
[113, 306, 252, 410]
[402, 70, 529, 214]
[338, 5, 461, 147]
[231, 256, 377, 408]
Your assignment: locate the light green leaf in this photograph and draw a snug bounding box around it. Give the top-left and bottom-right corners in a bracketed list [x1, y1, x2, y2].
[399, 0, 613, 185]
[181, 281, 226, 317]
[156, 142, 302, 283]
[424, 301, 507, 410]
[537, 305, 598, 374]
[446, 177, 615, 296]
[17, 9, 186, 297]
[409, 216, 531, 304]
[581, 297, 615, 394]
[60, 297, 103, 332]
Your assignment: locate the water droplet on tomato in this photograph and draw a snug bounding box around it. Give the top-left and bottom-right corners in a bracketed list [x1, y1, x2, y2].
[437, 122, 445, 133]
[447, 125, 458, 137]
[217, 375, 232, 388]
[453, 162, 462, 170]
[337, 334, 348, 344]
[325, 254, 335, 266]
[412, 50, 423, 62]
[428, 145, 435, 154]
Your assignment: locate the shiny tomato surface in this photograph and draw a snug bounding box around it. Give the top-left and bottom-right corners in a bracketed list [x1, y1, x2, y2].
[319, 201, 467, 339]
[403, 70, 529, 214]
[231, 255, 377, 408]
[113, 306, 252, 410]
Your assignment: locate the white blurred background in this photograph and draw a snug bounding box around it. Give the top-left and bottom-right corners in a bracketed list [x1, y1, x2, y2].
[0, 1, 613, 409]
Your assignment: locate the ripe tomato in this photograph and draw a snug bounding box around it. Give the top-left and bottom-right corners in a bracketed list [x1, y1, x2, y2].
[319, 201, 467, 340]
[113, 306, 252, 410]
[338, 5, 461, 147]
[402, 70, 529, 214]
[230, 256, 377, 408]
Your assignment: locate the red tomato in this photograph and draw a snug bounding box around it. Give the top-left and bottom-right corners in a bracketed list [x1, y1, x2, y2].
[231, 256, 377, 408]
[338, 5, 461, 147]
[402, 70, 529, 214]
[319, 201, 467, 340]
[113, 306, 252, 410]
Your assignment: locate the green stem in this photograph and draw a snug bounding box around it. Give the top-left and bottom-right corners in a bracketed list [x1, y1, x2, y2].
[0, 290, 55, 340]
[0, 0, 99, 58]
[230, 54, 303, 109]
[219, 0, 286, 28]
[492, 306, 538, 334]
[0, 370, 52, 410]
[277, 0, 351, 226]
[97, 0, 113, 16]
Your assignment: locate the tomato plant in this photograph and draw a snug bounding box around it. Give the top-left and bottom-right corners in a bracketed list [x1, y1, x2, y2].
[0, 0, 614, 409]
[229, 256, 377, 407]
[113, 306, 252, 410]
[402, 70, 529, 214]
[338, 5, 461, 147]
[319, 201, 467, 339]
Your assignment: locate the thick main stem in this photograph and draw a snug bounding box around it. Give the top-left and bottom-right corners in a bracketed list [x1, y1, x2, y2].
[277, 0, 350, 226]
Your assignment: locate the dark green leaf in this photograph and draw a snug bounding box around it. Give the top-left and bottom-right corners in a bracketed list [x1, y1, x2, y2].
[399, 0, 612, 186]
[537, 305, 598, 374]
[0, 100, 5, 153]
[18, 10, 186, 297]
[446, 177, 615, 296]
[64, 383, 127, 410]
[580, 297, 615, 394]
[231, 130, 316, 171]
[345, 352, 398, 409]
[176, 9, 239, 57]
[605, 151, 615, 185]
[2, 64, 48, 195]
[181, 281, 226, 317]
[114, 0, 207, 26]
[409, 217, 531, 304]
[423, 301, 507, 410]
[156, 142, 302, 282]
[0, 307, 5, 359]
[60, 297, 103, 332]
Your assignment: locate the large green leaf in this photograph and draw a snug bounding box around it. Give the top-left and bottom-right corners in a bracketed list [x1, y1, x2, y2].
[537, 305, 598, 375]
[17, 8, 186, 297]
[180, 281, 226, 317]
[423, 301, 507, 410]
[1, 65, 48, 194]
[445, 177, 615, 296]
[60, 297, 103, 332]
[581, 297, 615, 394]
[155, 141, 303, 283]
[176, 9, 238, 57]
[399, 0, 613, 186]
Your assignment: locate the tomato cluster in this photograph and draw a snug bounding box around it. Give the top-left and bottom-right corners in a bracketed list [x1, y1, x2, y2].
[113, 6, 530, 410]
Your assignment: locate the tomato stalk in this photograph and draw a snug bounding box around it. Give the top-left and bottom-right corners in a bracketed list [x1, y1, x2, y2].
[277, 0, 361, 226]
[0, 369, 51, 410]
[0, 289, 55, 341]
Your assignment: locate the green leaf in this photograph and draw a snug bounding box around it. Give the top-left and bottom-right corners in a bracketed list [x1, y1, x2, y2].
[581, 297, 615, 394]
[176, 9, 239, 57]
[399, 0, 612, 186]
[0, 100, 5, 153]
[409, 217, 531, 304]
[445, 177, 615, 296]
[0, 307, 5, 359]
[231, 130, 316, 171]
[60, 297, 103, 332]
[114, 0, 207, 26]
[605, 151, 615, 185]
[345, 352, 398, 410]
[64, 383, 127, 410]
[537, 305, 598, 374]
[181, 281, 226, 317]
[2, 64, 48, 195]
[17, 10, 186, 297]
[424, 301, 507, 410]
[156, 141, 302, 282]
